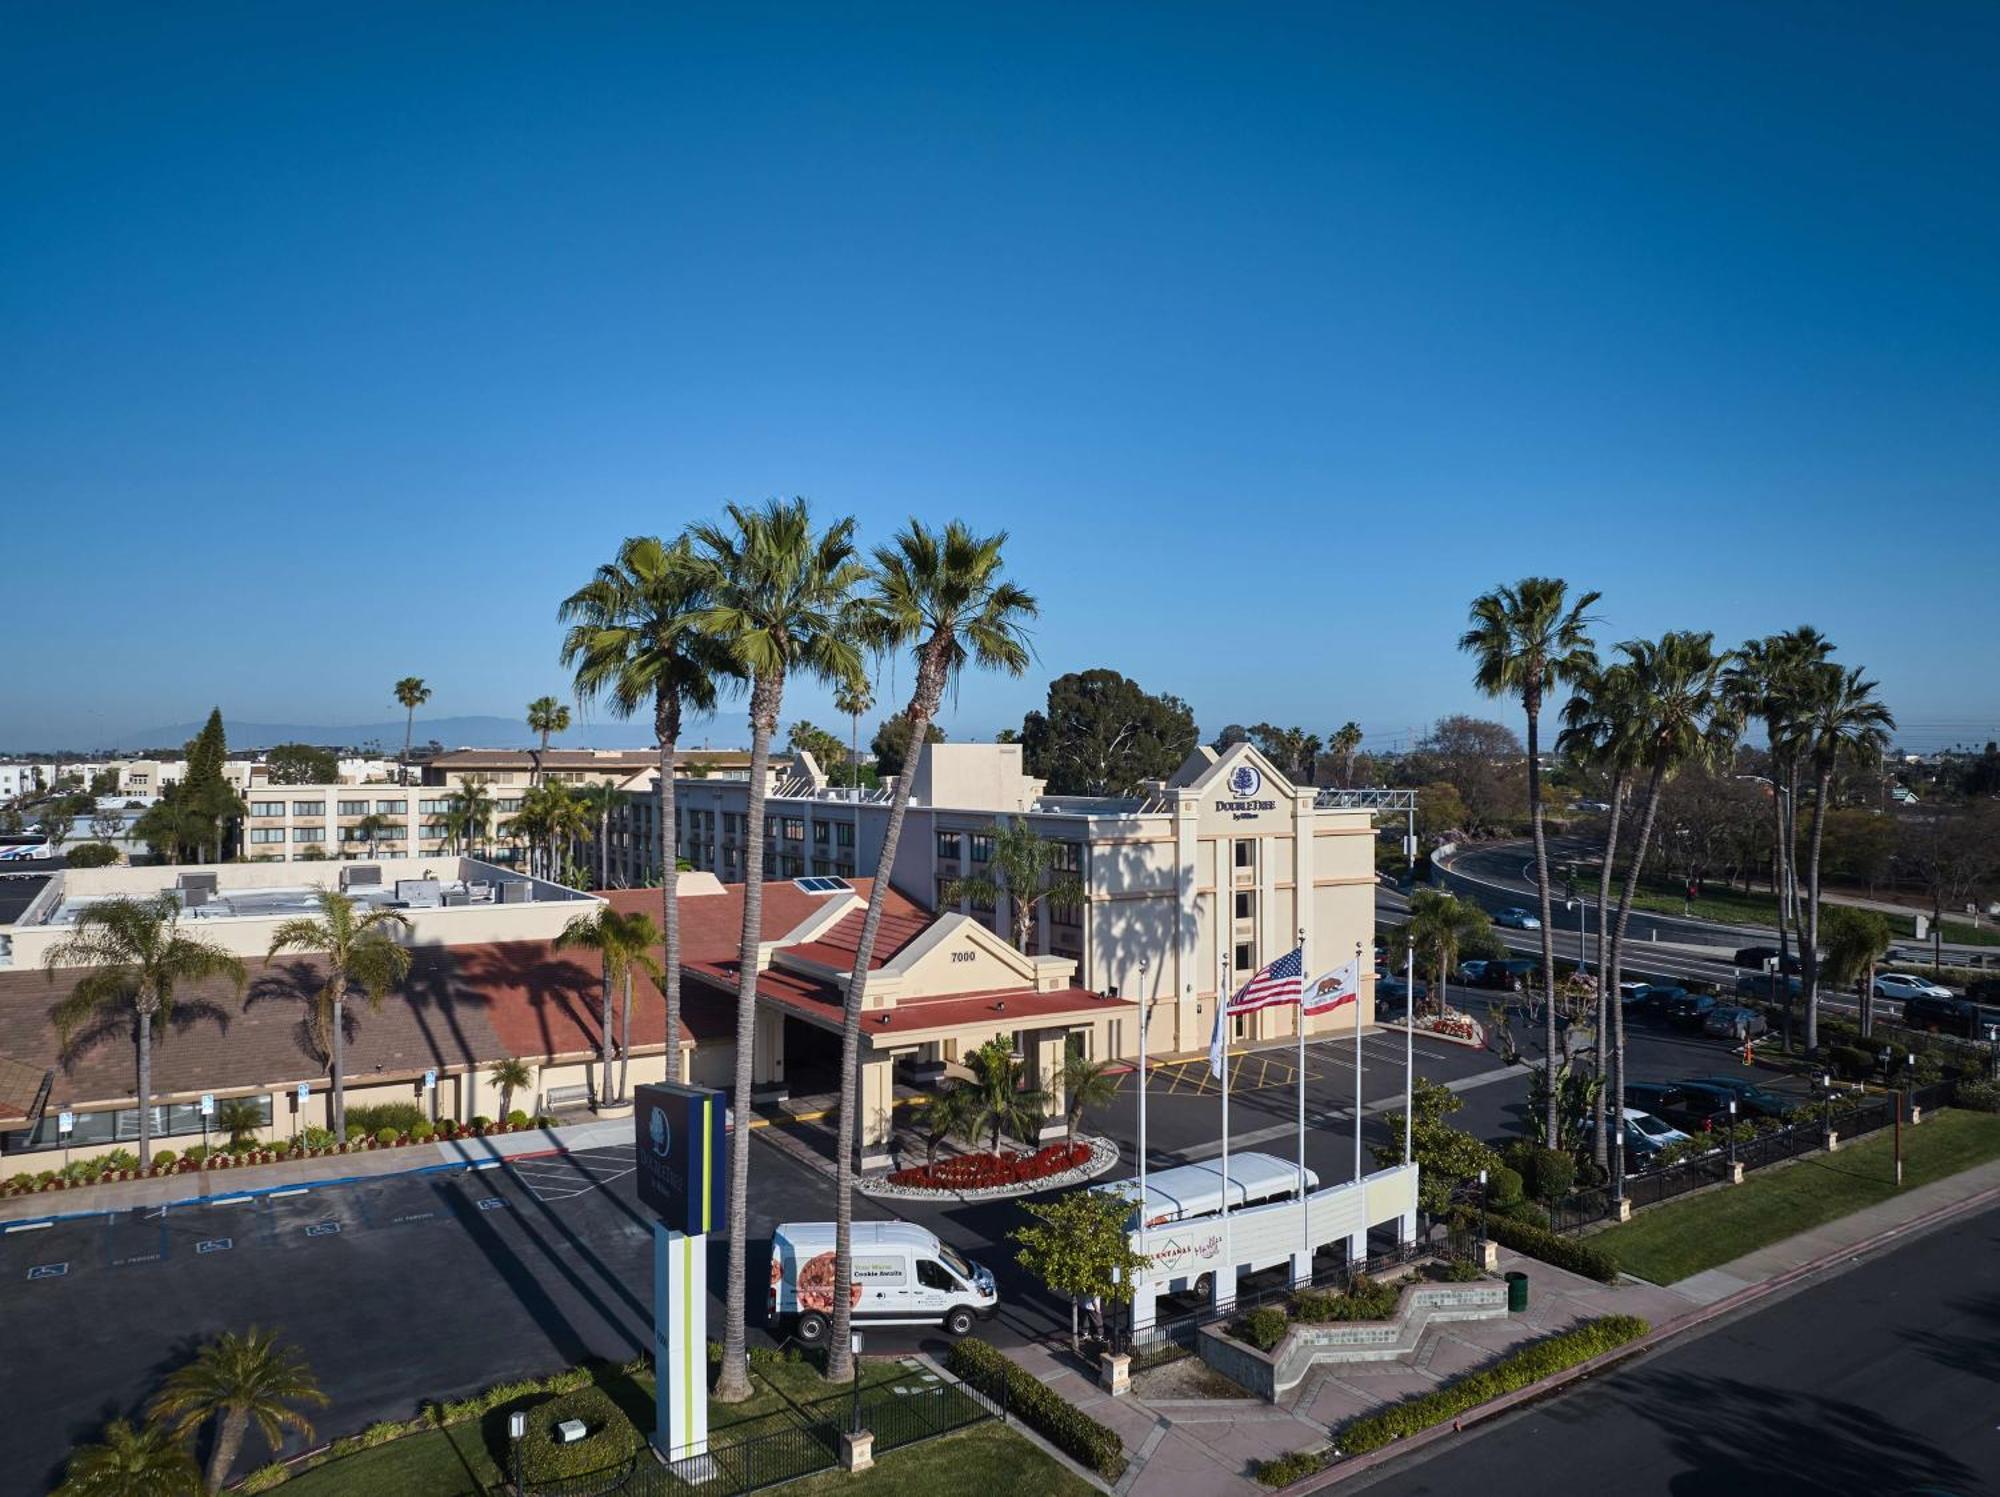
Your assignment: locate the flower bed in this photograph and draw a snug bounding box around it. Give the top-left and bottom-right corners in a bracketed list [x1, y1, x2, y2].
[889, 1141, 1091, 1191]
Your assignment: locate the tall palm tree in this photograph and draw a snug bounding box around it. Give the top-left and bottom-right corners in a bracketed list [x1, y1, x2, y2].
[393, 677, 430, 787]
[1459, 578, 1600, 1142]
[1601, 632, 1737, 1188]
[1784, 662, 1894, 1052]
[488, 1056, 532, 1118]
[351, 812, 391, 861]
[824, 523, 1036, 1378]
[555, 906, 664, 1105]
[265, 891, 413, 1145]
[1330, 721, 1364, 787]
[574, 780, 624, 890]
[44, 895, 247, 1168]
[52, 1417, 201, 1497]
[561, 534, 726, 1089]
[447, 782, 494, 859]
[526, 695, 571, 786]
[1557, 656, 1644, 1168]
[509, 782, 589, 882]
[1059, 1051, 1119, 1141]
[1406, 890, 1491, 1013]
[149, 1328, 326, 1494]
[687, 497, 866, 1403]
[943, 821, 1082, 954]
[962, 1037, 1048, 1152]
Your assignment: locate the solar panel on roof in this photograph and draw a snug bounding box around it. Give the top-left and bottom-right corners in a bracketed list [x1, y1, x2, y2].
[792, 876, 853, 893]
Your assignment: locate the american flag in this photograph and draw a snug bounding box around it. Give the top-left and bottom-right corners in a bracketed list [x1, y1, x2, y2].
[1227, 946, 1304, 1015]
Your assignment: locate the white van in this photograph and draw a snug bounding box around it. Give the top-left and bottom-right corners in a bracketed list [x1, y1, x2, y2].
[769, 1221, 998, 1346]
[1090, 1151, 1319, 1298]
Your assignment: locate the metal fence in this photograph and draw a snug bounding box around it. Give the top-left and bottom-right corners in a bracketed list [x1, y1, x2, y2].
[806, 1379, 990, 1455]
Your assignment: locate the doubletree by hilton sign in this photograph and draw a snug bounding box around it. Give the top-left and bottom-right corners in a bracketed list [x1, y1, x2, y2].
[1215, 763, 1278, 821]
[633, 1082, 729, 1237]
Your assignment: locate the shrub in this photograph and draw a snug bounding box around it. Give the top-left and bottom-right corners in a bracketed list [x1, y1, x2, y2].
[1501, 1141, 1576, 1205]
[1236, 1305, 1290, 1351]
[1486, 1164, 1524, 1208]
[375, 1127, 403, 1148]
[1437, 1256, 1485, 1283]
[237, 1462, 290, 1494]
[1253, 1448, 1332, 1486]
[1293, 1274, 1400, 1324]
[7, 1173, 36, 1195]
[1500, 1199, 1552, 1230]
[1828, 1045, 1875, 1082]
[507, 1109, 531, 1128]
[410, 1122, 435, 1143]
[1335, 1316, 1649, 1455]
[302, 1125, 336, 1150]
[470, 1115, 493, 1132]
[888, 1142, 1091, 1191]
[345, 1101, 428, 1136]
[1957, 1082, 2000, 1113]
[103, 1147, 139, 1173]
[515, 1386, 640, 1483]
[65, 841, 121, 868]
[1473, 1213, 1620, 1284]
[947, 1338, 1126, 1480]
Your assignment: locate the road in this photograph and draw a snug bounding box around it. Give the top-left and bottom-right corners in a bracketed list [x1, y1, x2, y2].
[1350, 1201, 2000, 1497]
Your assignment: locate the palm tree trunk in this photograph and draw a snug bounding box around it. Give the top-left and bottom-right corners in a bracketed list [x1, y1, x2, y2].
[718, 677, 781, 1405]
[599, 959, 615, 1105]
[657, 697, 683, 1085]
[618, 969, 634, 1102]
[828, 659, 947, 1381]
[1804, 766, 1832, 1054]
[332, 996, 348, 1146]
[1590, 771, 1626, 1170]
[403, 709, 414, 787]
[206, 1406, 249, 1493]
[1606, 759, 1669, 1196]
[1524, 691, 1560, 1144]
[137, 999, 155, 1167]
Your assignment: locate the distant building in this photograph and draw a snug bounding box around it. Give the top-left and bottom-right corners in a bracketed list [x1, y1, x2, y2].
[418, 746, 775, 787]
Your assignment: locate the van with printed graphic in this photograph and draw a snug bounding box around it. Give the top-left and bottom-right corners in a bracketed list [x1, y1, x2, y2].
[769, 1220, 998, 1347]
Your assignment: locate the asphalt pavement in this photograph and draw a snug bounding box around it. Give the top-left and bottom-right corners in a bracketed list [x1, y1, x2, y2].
[1347, 1201, 2000, 1497]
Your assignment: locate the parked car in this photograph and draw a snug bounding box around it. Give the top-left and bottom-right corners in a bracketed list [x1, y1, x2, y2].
[1736, 971, 1802, 1000]
[1458, 959, 1515, 990]
[1732, 946, 1803, 974]
[1899, 994, 2000, 1039]
[1664, 992, 1718, 1030]
[1872, 972, 1953, 1004]
[1681, 1076, 1803, 1121]
[1620, 983, 1689, 1021]
[1375, 975, 1430, 1017]
[1623, 1082, 1732, 1135]
[1604, 1108, 1692, 1165]
[771, 1221, 997, 1344]
[1704, 1004, 1769, 1042]
[1493, 907, 1541, 930]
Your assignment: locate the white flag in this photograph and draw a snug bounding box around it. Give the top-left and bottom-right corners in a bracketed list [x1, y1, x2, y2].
[1300, 959, 1361, 1016]
[1207, 994, 1228, 1080]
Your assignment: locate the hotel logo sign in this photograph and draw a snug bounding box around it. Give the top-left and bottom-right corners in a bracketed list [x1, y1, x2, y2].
[1215, 761, 1277, 821]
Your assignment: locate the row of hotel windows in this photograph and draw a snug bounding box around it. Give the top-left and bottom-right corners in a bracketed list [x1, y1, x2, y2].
[247, 798, 525, 819]
[248, 826, 456, 844]
[936, 830, 1082, 873]
[3, 1095, 276, 1155]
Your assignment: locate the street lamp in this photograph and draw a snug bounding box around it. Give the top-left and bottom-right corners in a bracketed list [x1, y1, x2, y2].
[849, 1330, 865, 1434]
[508, 1410, 526, 1492]
[1477, 1168, 1489, 1244]
[1727, 1098, 1737, 1172]
[1566, 898, 1588, 975]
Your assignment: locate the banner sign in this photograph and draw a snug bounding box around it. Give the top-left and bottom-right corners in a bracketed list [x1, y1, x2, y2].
[634, 1082, 729, 1236]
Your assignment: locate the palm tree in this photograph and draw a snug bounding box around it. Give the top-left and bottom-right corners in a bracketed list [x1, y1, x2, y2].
[265, 891, 412, 1145]
[44, 895, 247, 1168]
[1330, 721, 1364, 787]
[574, 780, 624, 890]
[149, 1327, 326, 1493]
[688, 497, 865, 1403]
[526, 695, 571, 785]
[393, 677, 430, 786]
[561, 534, 727, 1091]
[488, 1056, 532, 1118]
[509, 782, 588, 882]
[215, 1098, 262, 1150]
[53, 1417, 201, 1497]
[1406, 890, 1491, 1014]
[832, 675, 873, 798]
[1601, 632, 1737, 1188]
[825, 520, 1039, 1373]
[1785, 662, 1895, 1052]
[351, 812, 391, 861]
[962, 1038, 1048, 1153]
[447, 782, 494, 859]
[554, 907, 664, 1105]
[944, 822, 1081, 954]
[912, 1084, 980, 1167]
[1460, 578, 1600, 1143]
[1059, 1052, 1119, 1141]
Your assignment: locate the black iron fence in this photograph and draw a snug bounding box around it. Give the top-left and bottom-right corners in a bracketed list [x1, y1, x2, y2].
[806, 1379, 990, 1455]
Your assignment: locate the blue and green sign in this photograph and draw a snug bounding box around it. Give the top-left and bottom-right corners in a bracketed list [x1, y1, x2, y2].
[634, 1082, 728, 1236]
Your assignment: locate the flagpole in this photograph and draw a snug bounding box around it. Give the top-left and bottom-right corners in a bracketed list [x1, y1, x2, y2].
[1137, 956, 1149, 1250]
[1219, 948, 1232, 1309]
[1403, 938, 1415, 1169]
[1353, 941, 1364, 1186]
[1296, 930, 1308, 1284]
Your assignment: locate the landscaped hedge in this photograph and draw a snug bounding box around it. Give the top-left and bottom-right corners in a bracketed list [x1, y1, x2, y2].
[1957, 1082, 2000, 1113]
[1236, 1305, 1289, 1351]
[1251, 1316, 1650, 1483]
[947, 1337, 1127, 1480]
[517, 1385, 641, 1483]
[1474, 1213, 1621, 1284]
[1293, 1274, 1399, 1324]
[889, 1141, 1091, 1191]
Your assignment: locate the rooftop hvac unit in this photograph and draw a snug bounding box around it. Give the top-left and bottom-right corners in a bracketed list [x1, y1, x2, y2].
[500, 880, 532, 904]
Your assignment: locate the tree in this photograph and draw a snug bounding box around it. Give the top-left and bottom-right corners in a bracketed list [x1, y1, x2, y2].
[561, 533, 727, 1090]
[351, 812, 391, 861]
[1899, 803, 2000, 960]
[43, 807, 74, 850]
[52, 1417, 202, 1497]
[1407, 715, 1527, 835]
[1370, 1077, 1500, 1220]
[688, 496, 865, 1403]
[508, 782, 587, 882]
[264, 891, 412, 1145]
[1019, 669, 1199, 796]
[177, 709, 244, 863]
[1821, 906, 1893, 1037]
[944, 821, 1085, 954]
[832, 677, 874, 793]
[263, 744, 338, 785]
[1413, 780, 1470, 843]
[1329, 721, 1365, 787]
[1460, 578, 1600, 1146]
[554, 906, 663, 1106]
[446, 782, 493, 857]
[787, 719, 848, 770]
[912, 1084, 980, 1166]
[133, 798, 205, 866]
[1012, 1188, 1153, 1352]
[1406, 890, 1491, 1013]
[870, 715, 944, 778]
[1785, 662, 1894, 1052]
[826, 520, 1036, 1381]
[216, 1098, 262, 1149]
[1059, 1052, 1118, 1140]
[1247, 724, 1322, 786]
[394, 677, 431, 786]
[573, 780, 623, 891]
[150, 1327, 326, 1494]
[66, 841, 121, 868]
[525, 696, 571, 785]
[488, 1056, 532, 1118]
[44, 895, 246, 1167]
[962, 1037, 1048, 1152]
[92, 806, 126, 841]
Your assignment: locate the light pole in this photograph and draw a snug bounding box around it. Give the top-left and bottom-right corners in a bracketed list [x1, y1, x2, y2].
[509, 1410, 526, 1492]
[1565, 898, 1588, 975]
[1727, 1098, 1737, 1173]
[1477, 1167, 1489, 1245]
[849, 1330, 864, 1434]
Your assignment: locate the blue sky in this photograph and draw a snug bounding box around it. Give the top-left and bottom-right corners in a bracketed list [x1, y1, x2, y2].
[4, 3, 1995, 752]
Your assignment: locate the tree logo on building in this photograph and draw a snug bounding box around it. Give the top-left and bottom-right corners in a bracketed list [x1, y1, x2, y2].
[648, 1105, 673, 1158]
[1226, 764, 1262, 799]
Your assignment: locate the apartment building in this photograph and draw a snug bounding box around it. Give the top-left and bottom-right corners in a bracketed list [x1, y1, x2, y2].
[418, 747, 751, 789]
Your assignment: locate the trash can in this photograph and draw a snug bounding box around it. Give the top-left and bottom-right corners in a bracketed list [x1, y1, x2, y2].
[1505, 1271, 1529, 1313]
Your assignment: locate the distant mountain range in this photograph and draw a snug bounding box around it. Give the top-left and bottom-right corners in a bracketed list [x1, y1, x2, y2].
[94, 716, 675, 754]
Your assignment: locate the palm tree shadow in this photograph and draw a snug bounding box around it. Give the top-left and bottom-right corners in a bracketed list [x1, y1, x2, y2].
[48, 991, 232, 1077]
[451, 943, 602, 1077]
[246, 960, 335, 1073]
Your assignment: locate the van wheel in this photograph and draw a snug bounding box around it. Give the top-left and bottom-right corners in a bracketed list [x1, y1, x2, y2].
[796, 1312, 828, 1347]
[944, 1307, 976, 1337]
[1194, 1272, 1214, 1300]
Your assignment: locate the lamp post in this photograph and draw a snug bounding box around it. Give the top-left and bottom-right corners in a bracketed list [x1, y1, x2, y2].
[849, 1330, 864, 1435]
[1477, 1167, 1489, 1245]
[508, 1410, 526, 1493]
[1820, 1072, 1832, 1148]
[1566, 897, 1588, 975]
[1727, 1098, 1737, 1172]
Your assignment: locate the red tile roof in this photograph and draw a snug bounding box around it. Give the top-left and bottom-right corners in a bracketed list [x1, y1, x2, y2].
[785, 904, 932, 972]
[875, 987, 1136, 1037]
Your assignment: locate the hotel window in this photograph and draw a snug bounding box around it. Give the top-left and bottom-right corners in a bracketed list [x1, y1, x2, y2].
[969, 833, 993, 863]
[338, 800, 368, 816]
[812, 821, 830, 846]
[293, 800, 324, 816]
[1234, 840, 1254, 869]
[1052, 841, 1082, 874]
[936, 831, 960, 860]
[835, 823, 854, 848]
[1235, 942, 1254, 972]
[293, 827, 324, 843]
[1051, 900, 1082, 930]
[421, 799, 452, 815]
[1235, 891, 1254, 921]
[4, 1095, 274, 1154]
[375, 800, 406, 815]
[250, 801, 285, 818]
[249, 827, 286, 844]
[497, 798, 524, 813]
[781, 817, 804, 842]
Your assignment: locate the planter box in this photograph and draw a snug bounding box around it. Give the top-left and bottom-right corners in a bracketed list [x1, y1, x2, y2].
[1200, 1280, 1510, 1401]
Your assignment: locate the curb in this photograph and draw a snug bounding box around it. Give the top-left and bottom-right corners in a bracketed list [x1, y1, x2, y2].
[1283, 1178, 2000, 1492]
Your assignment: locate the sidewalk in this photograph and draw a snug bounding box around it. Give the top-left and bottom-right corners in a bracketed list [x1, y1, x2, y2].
[0, 1116, 631, 1225]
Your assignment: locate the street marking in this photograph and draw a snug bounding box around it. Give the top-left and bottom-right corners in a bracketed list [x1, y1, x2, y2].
[304, 1221, 341, 1237]
[208, 1195, 251, 1207]
[392, 1211, 435, 1226]
[196, 1238, 232, 1254]
[27, 1262, 68, 1279]
[269, 1187, 308, 1198]
[477, 1198, 506, 1211]
[4, 1220, 53, 1233]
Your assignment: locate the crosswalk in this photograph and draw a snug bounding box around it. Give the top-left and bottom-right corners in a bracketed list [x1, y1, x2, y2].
[503, 1145, 635, 1202]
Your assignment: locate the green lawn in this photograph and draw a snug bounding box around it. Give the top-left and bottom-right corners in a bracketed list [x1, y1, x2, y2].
[1620, 881, 2000, 949]
[785, 1421, 1098, 1497]
[1591, 1108, 2000, 1284]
